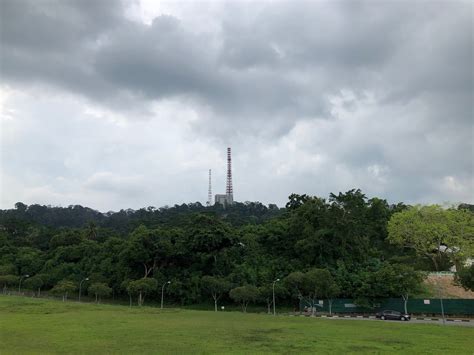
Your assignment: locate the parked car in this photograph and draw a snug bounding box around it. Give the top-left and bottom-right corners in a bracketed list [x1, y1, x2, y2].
[375, 310, 411, 321]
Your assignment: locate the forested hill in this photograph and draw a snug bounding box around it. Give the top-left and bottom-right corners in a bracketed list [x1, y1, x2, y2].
[1, 189, 472, 307]
[0, 201, 283, 234]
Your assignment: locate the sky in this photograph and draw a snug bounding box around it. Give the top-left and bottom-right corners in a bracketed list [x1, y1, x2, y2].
[0, 0, 472, 212]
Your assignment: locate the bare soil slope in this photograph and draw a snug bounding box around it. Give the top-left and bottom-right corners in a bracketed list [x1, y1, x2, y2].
[425, 274, 474, 299]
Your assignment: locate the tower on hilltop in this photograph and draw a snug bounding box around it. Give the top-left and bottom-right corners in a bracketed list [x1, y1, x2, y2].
[226, 147, 233, 198]
[207, 169, 213, 206]
[215, 147, 234, 207]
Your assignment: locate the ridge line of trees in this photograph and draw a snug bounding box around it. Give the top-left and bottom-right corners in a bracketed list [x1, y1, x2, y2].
[1, 190, 472, 310]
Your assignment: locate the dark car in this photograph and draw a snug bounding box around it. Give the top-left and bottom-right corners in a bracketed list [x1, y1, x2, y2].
[375, 310, 411, 321]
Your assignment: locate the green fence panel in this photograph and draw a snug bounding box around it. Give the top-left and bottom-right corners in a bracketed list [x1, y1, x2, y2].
[299, 298, 474, 315]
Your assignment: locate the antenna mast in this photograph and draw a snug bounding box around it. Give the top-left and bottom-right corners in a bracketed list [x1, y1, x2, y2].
[207, 169, 212, 206]
[226, 147, 233, 197]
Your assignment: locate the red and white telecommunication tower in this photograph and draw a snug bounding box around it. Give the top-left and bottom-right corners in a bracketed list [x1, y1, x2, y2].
[207, 169, 212, 206]
[226, 147, 233, 197]
[213, 147, 234, 207]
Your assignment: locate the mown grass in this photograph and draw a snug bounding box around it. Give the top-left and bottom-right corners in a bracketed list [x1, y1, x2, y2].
[0, 296, 472, 354]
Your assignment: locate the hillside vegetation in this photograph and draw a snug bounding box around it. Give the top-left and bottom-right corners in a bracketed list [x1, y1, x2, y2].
[1, 190, 472, 309]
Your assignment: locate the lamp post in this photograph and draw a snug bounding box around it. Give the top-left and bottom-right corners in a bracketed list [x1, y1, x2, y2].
[161, 281, 171, 309]
[18, 274, 30, 294]
[273, 278, 280, 316]
[79, 277, 89, 302]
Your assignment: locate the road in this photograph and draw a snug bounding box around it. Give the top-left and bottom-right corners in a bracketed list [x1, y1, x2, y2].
[320, 315, 474, 327]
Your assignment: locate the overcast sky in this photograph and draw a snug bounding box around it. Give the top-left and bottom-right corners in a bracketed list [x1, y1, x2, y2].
[0, 0, 472, 211]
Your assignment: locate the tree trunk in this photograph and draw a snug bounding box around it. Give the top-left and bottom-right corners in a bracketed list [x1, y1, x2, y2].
[129, 294, 132, 308]
[214, 298, 217, 312]
[38, 287, 41, 297]
[402, 295, 408, 314]
[139, 291, 142, 306]
[432, 257, 438, 272]
[95, 294, 98, 303]
[267, 299, 271, 314]
[431, 256, 446, 324]
[311, 299, 315, 316]
[329, 300, 333, 315]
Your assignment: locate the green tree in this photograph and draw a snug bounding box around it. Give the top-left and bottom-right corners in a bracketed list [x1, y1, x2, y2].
[121, 226, 160, 278]
[127, 278, 158, 306]
[24, 275, 45, 297]
[378, 264, 425, 313]
[185, 214, 236, 275]
[51, 280, 76, 301]
[388, 205, 474, 271]
[201, 276, 231, 312]
[49, 230, 84, 249]
[286, 269, 341, 315]
[258, 283, 287, 314]
[455, 265, 474, 292]
[286, 194, 310, 210]
[311, 269, 340, 315]
[14, 247, 44, 276]
[88, 282, 112, 303]
[302, 269, 329, 316]
[284, 271, 306, 299]
[0, 275, 18, 294]
[229, 285, 260, 312]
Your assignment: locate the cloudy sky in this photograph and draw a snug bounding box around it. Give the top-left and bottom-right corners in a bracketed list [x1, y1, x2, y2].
[0, 0, 472, 211]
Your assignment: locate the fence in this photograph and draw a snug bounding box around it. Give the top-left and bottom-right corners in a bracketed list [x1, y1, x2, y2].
[428, 271, 455, 276]
[299, 298, 474, 316]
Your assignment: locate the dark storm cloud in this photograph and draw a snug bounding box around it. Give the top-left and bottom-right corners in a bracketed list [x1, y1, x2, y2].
[0, 0, 124, 50]
[0, 0, 128, 105]
[2, 0, 470, 130]
[94, 16, 221, 99]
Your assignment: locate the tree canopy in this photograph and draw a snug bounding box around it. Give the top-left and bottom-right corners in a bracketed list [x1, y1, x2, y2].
[1, 191, 471, 310]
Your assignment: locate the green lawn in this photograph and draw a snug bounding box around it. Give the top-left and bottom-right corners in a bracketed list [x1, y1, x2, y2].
[0, 296, 472, 354]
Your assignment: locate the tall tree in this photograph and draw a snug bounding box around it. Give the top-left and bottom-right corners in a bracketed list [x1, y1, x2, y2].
[388, 205, 474, 271]
[121, 225, 161, 278]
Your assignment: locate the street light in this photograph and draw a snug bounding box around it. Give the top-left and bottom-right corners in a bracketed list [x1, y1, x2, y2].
[273, 278, 280, 316]
[161, 281, 171, 309]
[79, 277, 89, 302]
[18, 274, 30, 294]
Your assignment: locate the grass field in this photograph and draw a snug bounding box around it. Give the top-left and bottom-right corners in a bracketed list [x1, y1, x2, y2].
[1, 296, 473, 354]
